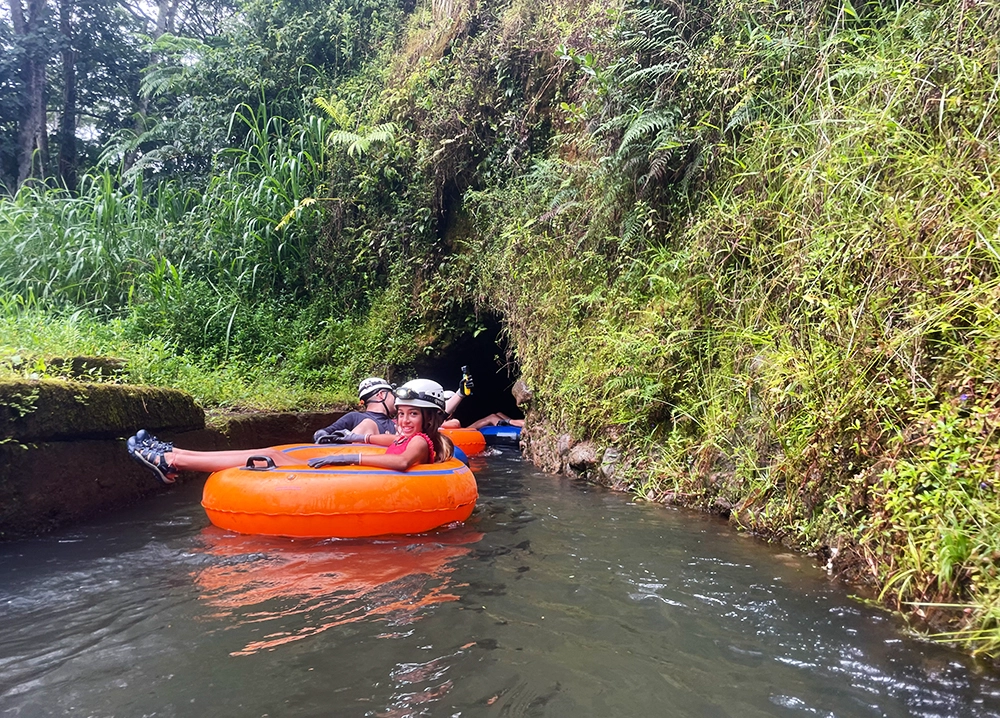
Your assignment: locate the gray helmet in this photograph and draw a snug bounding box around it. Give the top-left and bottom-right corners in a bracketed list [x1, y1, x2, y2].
[358, 377, 393, 402]
[394, 379, 452, 412]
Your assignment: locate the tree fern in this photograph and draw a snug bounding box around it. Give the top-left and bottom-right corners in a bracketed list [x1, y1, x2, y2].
[313, 96, 352, 130]
[138, 34, 212, 99]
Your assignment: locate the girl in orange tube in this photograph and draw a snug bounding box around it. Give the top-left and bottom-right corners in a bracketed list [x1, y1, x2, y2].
[126, 379, 454, 483]
[308, 378, 454, 471]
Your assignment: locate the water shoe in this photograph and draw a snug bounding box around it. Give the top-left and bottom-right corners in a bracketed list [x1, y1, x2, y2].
[127, 430, 178, 485]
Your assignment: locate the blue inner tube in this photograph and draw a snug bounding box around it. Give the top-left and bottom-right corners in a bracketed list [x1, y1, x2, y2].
[479, 424, 521, 446]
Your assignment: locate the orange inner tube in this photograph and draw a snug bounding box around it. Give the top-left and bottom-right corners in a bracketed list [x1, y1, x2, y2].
[441, 427, 486, 456]
[201, 444, 478, 538]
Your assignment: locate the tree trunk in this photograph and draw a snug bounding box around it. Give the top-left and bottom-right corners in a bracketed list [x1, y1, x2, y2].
[57, 0, 77, 191]
[9, 0, 51, 187]
[122, 0, 180, 173]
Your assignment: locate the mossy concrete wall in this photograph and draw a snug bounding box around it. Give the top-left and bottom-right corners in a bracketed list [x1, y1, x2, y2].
[0, 379, 344, 540]
[1, 379, 205, 441]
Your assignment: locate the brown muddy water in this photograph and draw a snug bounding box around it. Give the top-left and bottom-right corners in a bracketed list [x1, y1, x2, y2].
[2, 450, 1000, 717]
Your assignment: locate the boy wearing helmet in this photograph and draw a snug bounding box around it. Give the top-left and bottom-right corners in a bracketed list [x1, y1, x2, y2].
[308, 379, 455, 471]
[312, 377, 397, 443]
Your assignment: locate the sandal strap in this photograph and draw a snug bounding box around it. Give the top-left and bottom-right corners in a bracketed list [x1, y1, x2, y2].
[138, 443, 176, 475]
[139, 436, 174, 453]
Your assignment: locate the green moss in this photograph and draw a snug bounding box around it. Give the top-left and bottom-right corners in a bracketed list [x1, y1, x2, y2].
[0, 379, 204, 441]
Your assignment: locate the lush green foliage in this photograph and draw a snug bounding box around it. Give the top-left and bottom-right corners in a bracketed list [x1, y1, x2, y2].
[329, 0, 1000, 655]
[0, 297, 350, 408]
[0, 0, 436, 405]
[407, 0, 1000, 655]
[3, 0, 1000, 659]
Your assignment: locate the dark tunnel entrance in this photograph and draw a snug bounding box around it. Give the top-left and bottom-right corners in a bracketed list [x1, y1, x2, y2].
[406, 314, 522, 428]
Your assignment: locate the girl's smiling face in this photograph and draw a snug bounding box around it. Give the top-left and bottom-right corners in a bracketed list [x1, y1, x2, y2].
[395, 406, 424, 437]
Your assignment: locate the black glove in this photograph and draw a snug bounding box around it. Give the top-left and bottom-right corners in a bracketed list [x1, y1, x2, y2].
[313, 428, 331, 443]
[320, 428, 366, 444]
[317, 429, 360, 444]
[308, 454, 361, 468]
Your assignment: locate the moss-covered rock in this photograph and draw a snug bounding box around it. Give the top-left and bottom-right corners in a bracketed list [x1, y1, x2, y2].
[0, 379, 204, 441]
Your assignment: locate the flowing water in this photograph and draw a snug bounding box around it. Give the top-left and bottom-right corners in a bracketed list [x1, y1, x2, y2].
[2, 451, 1000, 717]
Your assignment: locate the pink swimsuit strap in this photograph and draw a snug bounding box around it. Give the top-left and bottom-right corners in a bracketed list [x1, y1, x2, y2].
[387, 433, 436, 463]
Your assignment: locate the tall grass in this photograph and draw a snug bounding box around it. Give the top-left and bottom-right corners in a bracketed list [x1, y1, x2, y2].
[0, 296, 352, 409]
[0, 101, 330, 315]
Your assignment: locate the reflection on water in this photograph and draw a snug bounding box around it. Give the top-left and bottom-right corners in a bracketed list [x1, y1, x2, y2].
[2, 452, 1000, 717]
[193, 527, 483, 656]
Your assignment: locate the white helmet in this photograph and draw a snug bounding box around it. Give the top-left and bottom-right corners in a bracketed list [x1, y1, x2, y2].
[394, 379, 453, 412]
[358, 377, 393, 401]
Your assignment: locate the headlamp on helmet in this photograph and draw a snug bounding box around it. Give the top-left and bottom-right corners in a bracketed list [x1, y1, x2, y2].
[394, 379, 452, 412]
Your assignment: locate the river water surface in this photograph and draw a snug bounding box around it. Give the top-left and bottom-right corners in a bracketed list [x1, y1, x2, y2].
[2, 451, 1000, 717]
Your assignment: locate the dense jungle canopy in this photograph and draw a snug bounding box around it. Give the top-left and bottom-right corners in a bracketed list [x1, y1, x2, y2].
[3, 0, 1000, 657]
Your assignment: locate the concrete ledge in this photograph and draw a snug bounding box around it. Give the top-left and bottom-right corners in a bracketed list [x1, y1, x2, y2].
[206, 410, 345, 449]
[0, 377, 346, 540]
[0, 439, 154, 539]
[2, 379, 204, 441]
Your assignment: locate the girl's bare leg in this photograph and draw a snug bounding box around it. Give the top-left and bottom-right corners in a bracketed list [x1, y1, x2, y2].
[167, 447, 298, 473]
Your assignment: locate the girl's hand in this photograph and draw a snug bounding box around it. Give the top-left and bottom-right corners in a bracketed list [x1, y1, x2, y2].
[308, 454, 360, 468]
[334, 430, 368, 443]
[317, 429, 365, 444]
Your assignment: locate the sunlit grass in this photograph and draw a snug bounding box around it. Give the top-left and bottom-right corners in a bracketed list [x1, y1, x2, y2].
[0, 300, 350, 411]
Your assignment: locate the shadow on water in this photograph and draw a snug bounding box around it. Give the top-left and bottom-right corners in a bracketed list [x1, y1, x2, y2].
[2, 450, 1000, 717]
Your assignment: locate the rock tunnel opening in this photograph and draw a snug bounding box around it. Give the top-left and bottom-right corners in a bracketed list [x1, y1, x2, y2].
[407, 315, 522, 428]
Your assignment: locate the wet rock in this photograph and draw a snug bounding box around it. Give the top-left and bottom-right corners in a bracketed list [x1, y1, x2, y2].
[567, 441, 598, 472]
[713, 496, 733, 518]
[511, 380, 533, 407]
[520, 421, 563, 473]
[600, 447, 620, 482]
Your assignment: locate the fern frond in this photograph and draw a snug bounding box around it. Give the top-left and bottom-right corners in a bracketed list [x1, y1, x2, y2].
[621, 61, 686, 86]
[313, 96, 352, 129]
[618, 109, 680, 158]
[646, 150, 676, 184]
[365, 123, 399, 144]
[327, 129, 363, 148]
[724, 94, 759, 133]
[621, 153, 649, 178]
